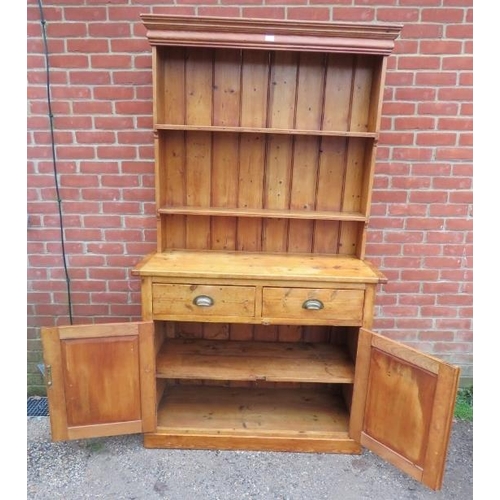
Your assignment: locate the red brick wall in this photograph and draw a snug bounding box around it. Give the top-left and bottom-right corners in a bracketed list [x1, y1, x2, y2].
[27, 0, 473, 394]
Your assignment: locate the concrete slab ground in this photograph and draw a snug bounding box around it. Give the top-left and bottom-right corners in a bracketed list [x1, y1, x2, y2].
[27, 417, 472, 499]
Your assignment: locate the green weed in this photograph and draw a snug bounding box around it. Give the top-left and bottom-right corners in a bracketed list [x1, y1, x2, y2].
[82, 439, 105, 453]
[454, 385, 473, 421]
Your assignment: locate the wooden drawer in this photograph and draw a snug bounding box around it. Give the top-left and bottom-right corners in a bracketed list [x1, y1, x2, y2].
[262, 287, 364, 325]
[152, 284, 256, 319]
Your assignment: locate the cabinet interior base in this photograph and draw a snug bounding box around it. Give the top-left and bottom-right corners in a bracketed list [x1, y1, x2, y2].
[145, 384, 360, 453]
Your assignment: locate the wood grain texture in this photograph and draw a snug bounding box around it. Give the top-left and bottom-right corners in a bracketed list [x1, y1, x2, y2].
[56, 322, 149, 340]
[136, 15, 406, 461]
[363, 348, 436, 467]
[338, 139, 368, 255]
[421, 363, 460, 490]
[157, 47, 185, 125]
[185, 133, 211, 249]
[262, 287, 364, 325]
[156, 339, 355, 383]
[158, 205, 366, 221]
[159, 131, 186, 248]
[367, 56, 386, 134]
[67, 421, 144, 441]
[41, 327, 69, 441]
[155, 124, 376, 137]
[61, 336, 141, 426]
[140, 277, 153, 321]
[144, 431, 361, 453]
[41, 322, 156, 441]
[152, 283, 256, 319]
[323, 54, 355, 132]
[354, 329, 460, 491]
[141, 15, 402, 56]
[349, 56, 374, 133]
[156, 385, 351, 438]
[185, 48, 213, 126]
[236, 134, 266, 251]
[184, 48, 212, 248]
[236, 49, 269, 250]
[133, 250, 387, 284]
[152, 45, 384, 256]
[361, 283, 376, 329]
[212, 50, 241, 249]
[288, 136, 319, 253]
[138, 322, 157, 432]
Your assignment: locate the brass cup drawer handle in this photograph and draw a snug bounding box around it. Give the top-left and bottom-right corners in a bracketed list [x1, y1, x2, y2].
[302, 299, 324, 310]
[193, 295, 214, 307]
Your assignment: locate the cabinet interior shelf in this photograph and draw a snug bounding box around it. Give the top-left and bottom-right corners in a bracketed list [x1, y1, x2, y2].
[155, 123, 378, 139]
[156, 339, 355, 384]
[155, 385, 351, 439]
[158, 206, 367, 222]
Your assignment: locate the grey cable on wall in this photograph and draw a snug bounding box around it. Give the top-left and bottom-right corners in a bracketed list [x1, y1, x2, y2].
[36, 0, 74, 324]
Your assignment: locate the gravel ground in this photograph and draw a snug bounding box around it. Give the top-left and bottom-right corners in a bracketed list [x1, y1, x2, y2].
[27, 417, 472, 500]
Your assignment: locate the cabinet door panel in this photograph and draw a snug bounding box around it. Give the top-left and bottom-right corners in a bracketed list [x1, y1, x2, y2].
[351, 328, 460, 490]
[41, 321, 155, 441]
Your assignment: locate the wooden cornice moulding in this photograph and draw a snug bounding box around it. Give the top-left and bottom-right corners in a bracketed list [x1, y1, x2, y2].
[140, 14, 402, 55]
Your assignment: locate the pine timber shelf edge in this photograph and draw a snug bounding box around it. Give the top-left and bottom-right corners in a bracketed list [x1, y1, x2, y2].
[156, 338, 355, 384]
[157, 206, 367, 222]
[154, 124, 379, 138]
[153, 386, 354, 448]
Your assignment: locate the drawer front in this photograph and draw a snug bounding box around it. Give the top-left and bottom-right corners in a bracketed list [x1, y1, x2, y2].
[262, 288, 364, 324]
[152, 284, 255, 319]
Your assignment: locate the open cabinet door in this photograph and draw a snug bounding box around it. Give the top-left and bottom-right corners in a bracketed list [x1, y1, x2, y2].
[350, 328, 460, 490]
[41, 321, 156, 441]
